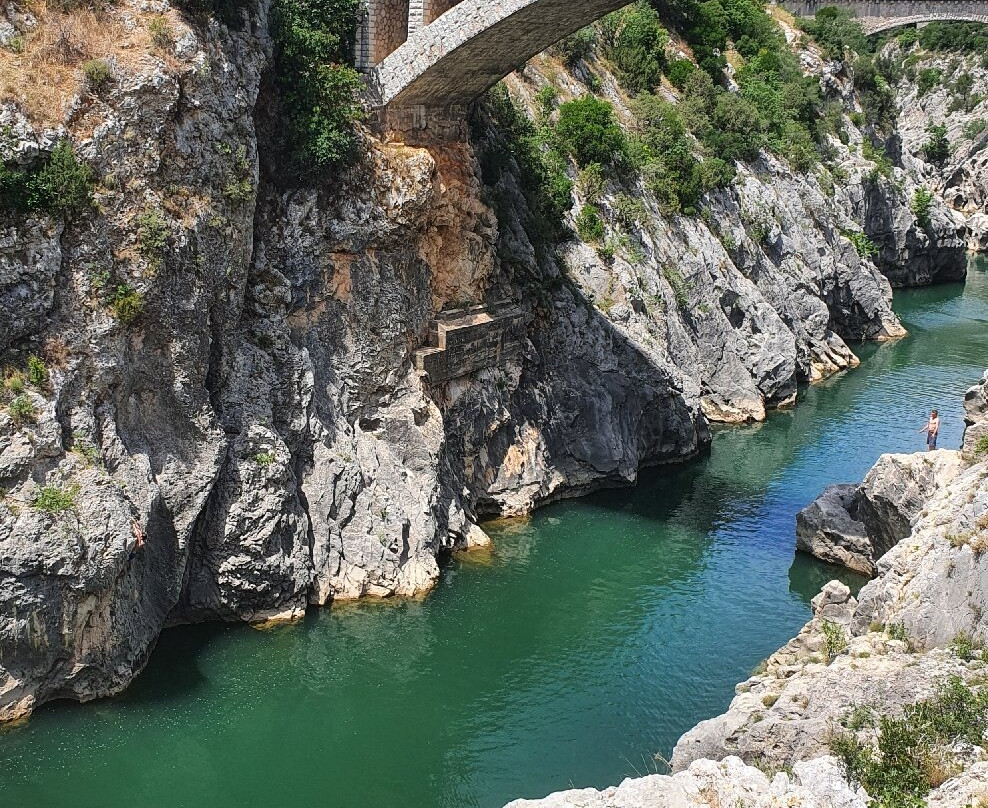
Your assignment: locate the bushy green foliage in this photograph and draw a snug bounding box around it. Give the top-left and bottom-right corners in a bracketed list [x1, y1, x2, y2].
[575, 204, 605, 241]
[922, 123, 950, 167]
[821, 620, 848, 659]
[976, 435, 988, 456]
[844, 230, 878, 258]
[799, 7, 868, 59]
[662, 264, 688, 309]
[148, 16, 174, 49]
[556, 96, 627, 167]
[8, 394, 35, 426]
[911, 187, 934, 229]
[109, 284, 145, 325]
[270, 0, 363, 170]
[0, 141, 94, 217]
[253, 451, 277, 466]
[136, 206, 169, 270]
[831, 677, 988, 808]
[917, 21, 988, 56]
[553, 27, 597, 66]
[631, 93, 731, 213]
[916, 67, 943, 97]
[32, 483, 79, 514]
[852, 56, 896, 133]
[26, 355, 47, 388]
[479, 85, 573, 242]
[82, 59, 113, 92]
[602, 2, 669, 95]
[666, 58, 696, 89]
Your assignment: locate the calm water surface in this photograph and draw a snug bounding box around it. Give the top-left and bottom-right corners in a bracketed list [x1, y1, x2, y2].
[2, 257, 987, 808]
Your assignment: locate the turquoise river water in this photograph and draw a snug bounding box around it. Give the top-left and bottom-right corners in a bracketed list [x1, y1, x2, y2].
[1, 256, 987, 808]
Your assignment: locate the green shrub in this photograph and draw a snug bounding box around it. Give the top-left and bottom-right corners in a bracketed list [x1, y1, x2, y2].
[603, 1, 669, 95]
[897, 27, 919, 48]
[844, 230, 878, 258]
[553, 26, 597, 66]
[109, 284, 145, 325]
[887, 622, 910, 643]
[82, 59, 113, 92]
[831, 677, 988, 807]
[148, 16, 174, 49]
[26, 354, 47, 388]
[822, 620, 848, 659]
[32, 483, 79, 514]
[911, 187, 934, 229]
[662, 264, 688, 309]
[8, 394, 35, 426]
[799, 6, 868, 59]
[270, 0, 363, 170]
[3, 370, 25, 396]
[917, 67, 943, 97]
[534, 85, 558, 120]
[963, 119, 987, 140]
[614, 193, 647, 229]
[556, 96, 627, 167]
[922, 123, 950, 167]
[0, 141, 95, 217]
[666, 58, 696, 89]
[477, 85, 573, 243]
[950, 631, 982, 661]
[575, 204, 605, 242]
[918, 21, 988, 55]
[976, 435, 988, 456]
[136, 206, 168, 270]
[253, 451, 276, 466]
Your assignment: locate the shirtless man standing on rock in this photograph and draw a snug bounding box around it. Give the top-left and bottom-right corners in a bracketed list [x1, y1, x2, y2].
[919, 408, 940, 450]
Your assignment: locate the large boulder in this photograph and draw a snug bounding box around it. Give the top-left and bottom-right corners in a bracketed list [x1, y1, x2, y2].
[796, 484, 872, 574]
[963, 370, 988, 457]
[795, 451, 965, 573]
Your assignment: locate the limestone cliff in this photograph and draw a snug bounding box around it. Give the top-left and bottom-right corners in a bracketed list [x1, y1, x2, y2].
[0, 0, 973, 721]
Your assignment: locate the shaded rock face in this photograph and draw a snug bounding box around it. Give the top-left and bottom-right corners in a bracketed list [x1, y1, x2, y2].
[795, 450, 965, 573]
[0, 0, 971, 721]
[963, 369, 988, 456]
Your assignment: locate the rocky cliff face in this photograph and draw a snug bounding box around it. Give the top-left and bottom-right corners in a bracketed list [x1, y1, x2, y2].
[512, 373, 988, 806]
[887, 42, 988, 252]
[0, 0, 972, 720]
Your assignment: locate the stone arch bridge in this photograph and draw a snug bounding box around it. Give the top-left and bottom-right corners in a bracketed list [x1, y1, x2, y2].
[782, 1, 988, 35]
[361, 0, 988, 113]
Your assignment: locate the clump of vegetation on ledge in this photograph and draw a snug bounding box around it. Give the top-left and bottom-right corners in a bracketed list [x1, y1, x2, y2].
[830, 677, 988, 808]
[0, 140, 93, 216]
[476, 85, 574, 243]
[270, 0, 364, 170]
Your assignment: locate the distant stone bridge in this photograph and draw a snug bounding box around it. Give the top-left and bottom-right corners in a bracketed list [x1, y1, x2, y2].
[360, 0, 988, 113]
[782, 1, 988, 35]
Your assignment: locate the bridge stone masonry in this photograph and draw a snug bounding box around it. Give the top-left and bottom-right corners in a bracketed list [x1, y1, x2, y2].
[359, 0, 988, 122]
[781, 1, 988, 34]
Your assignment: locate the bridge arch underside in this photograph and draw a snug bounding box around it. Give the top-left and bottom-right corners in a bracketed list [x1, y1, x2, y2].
[859, 13, 988, 34]
[368, 0, 632, 108]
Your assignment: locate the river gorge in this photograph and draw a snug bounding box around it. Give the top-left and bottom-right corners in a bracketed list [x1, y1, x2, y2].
[1, 254, 984, 807]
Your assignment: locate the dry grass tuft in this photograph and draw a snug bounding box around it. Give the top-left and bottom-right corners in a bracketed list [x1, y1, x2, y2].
[0, 1, 163, 127]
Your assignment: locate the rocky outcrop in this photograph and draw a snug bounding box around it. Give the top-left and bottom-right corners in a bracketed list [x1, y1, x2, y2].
[796, 449, 965, 573]
[505, 755, 867, 808]
[889, 43, 988, 252]
[963, 369, 988, 456]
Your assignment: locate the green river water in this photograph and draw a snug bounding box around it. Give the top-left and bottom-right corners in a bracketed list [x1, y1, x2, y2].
[2, 256, 987, 808]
